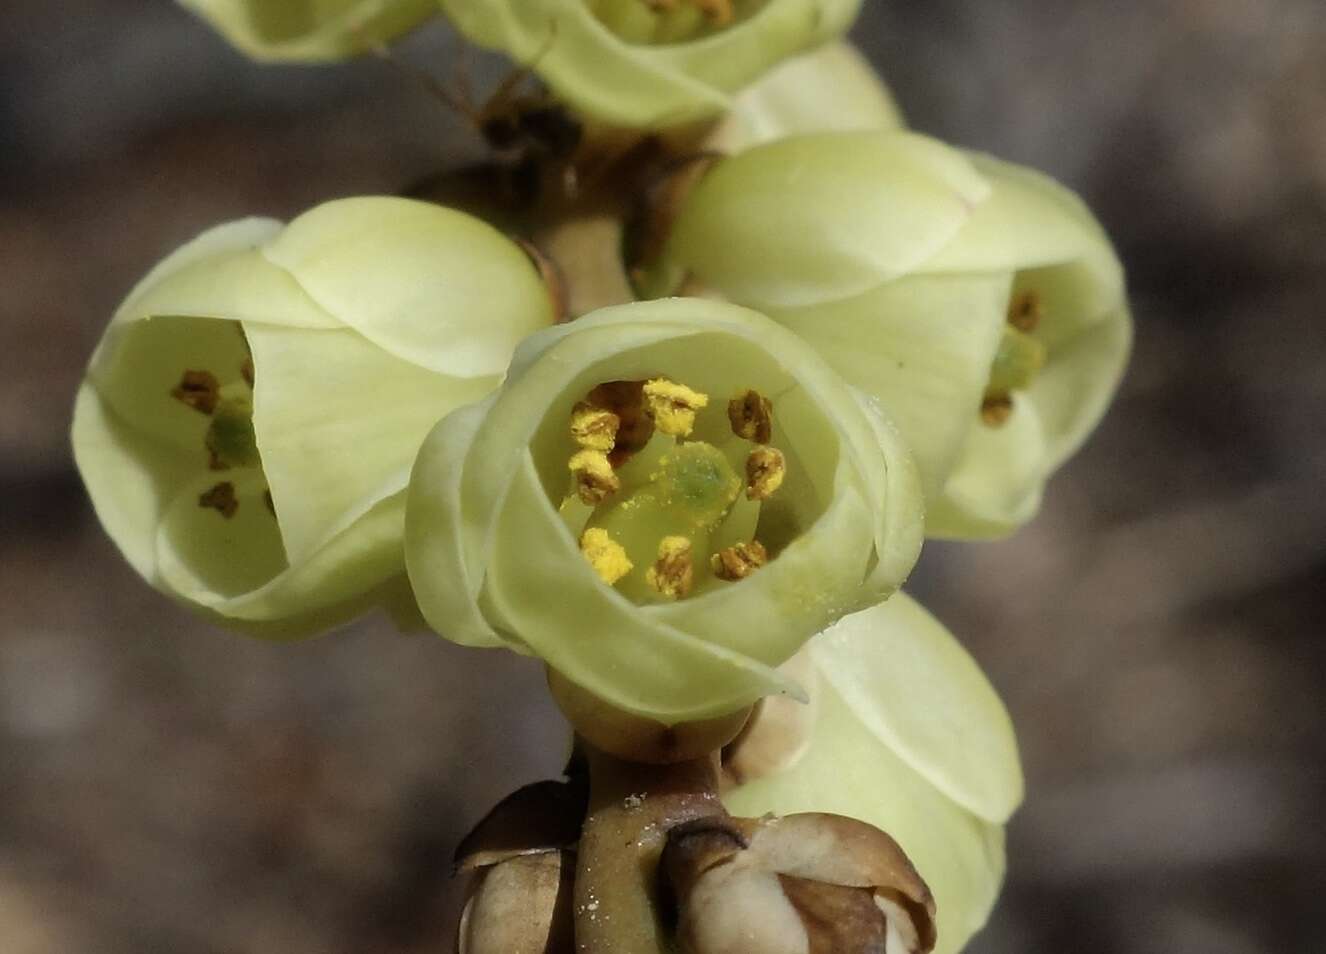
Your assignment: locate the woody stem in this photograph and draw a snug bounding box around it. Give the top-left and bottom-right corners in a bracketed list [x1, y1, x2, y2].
[573, 742, 728, 954]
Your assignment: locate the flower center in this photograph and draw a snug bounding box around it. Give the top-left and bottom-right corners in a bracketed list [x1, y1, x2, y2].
[982, 289, 1048, 427]
[586, 0, 766, 44]
[563, 378, 783, 600]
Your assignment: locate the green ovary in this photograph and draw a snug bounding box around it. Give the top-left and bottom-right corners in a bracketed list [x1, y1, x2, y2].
[986, 326, 1046, 397]
[205, 387, 261, 470]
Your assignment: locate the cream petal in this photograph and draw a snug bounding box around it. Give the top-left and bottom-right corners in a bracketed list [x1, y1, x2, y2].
[929, 392, 1048, 540]
[71, 384, 197, 581]
[482, 455, 800, 722]
[666, 131, 991, 309]
[178, 0, 436, 62]
[245, 320, 498, 566]
[724, 677, 1007, 954]
[771, 271, 1009, 502]
[809, 593, 1024, 823]
[259, 197, 553, 377]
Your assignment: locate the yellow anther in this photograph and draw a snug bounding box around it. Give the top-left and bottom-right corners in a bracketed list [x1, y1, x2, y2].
[711, 540, 768, 581]
[571, 401, 620, 452]
[643, 377, 709, 438]
[580, 528, 633, 586]
[198, 481, 238, 518]
[171, 369, 220, 415]
[980, 394, 1014, 428]
[570, 449, 620, 505]
[645, 536, 694, 599]
[1008, 289, 1043, 333]
[745, 447, 785, 501]
[728, 389, 773, 444]
[588, 380, 653, 465]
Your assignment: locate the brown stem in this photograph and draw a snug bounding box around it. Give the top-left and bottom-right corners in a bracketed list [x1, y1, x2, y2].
[573, 742, 727, 954]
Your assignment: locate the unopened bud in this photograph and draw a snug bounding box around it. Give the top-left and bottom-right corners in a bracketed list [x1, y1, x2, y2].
[458, 850, 575, 954]
[722, 650, 817, 786]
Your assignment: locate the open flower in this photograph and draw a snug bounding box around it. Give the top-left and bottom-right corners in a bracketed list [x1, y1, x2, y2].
[647, 130, 1132, 538]
[438, 0, 862, 129]
[724, 593, 1023, 954]
[405, 297, 923, 723]
[178, 0, 436, 61]
[72, 197, 554, 634]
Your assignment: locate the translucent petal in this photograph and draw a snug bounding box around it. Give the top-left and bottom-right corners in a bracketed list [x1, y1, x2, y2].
[724, 676, 1007, 954]
[260, 197, 553, 377]
[440, 0, 861, 128]
[178, 0, 436, 62]
[112, 220, 337, 332]
[928, 392, 1047, 540]
[705, 41, 905, 152]
[667, 131, 991, 309]
[771, 271, 1009, 501]
[809, 593, 1024, 823]
[482, 455, 800, 722]
[71, 384, 197, 581]
[245, 320, 497, 566]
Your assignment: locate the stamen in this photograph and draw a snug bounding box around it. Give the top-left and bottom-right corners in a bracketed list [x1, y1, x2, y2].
[728, 389, 773, 444]
[645, 0, 734, 23]
[171, 370, 220, 415]
[1008, 289, 1043, 333]
[587, 381, 653, 466]
[980, 395, 1014, 427]
[745, 447, 785, 501]
[571, 401, 620, 452]
[643, 378, 709, 438]
[711, 540, 768, 581]
[198, 481, 238, 518]
[645, 536, 694, 599]
[570, 449, 620, 505]
[580, 527, 633, 585]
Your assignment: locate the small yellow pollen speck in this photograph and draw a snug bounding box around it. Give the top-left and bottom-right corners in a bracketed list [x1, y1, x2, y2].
[711, 540, 768, 581]
[172, 370, 220, 415]
[980, 394, 1013, 427]
[1008, 289, 1042, 333]
[571, 401, 620, 452]
[580, 528, 632, 585]
[570, 449, 620, 505]
[745, 447, 785, 500]
[728, 389, 773, 444]
[643, 378, 709, 438]
[645, 536, 694, 599]
[198, 481, 238, 518]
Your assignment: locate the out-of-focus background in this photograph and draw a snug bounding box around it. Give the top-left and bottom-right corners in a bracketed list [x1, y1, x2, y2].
[2, 2, 1323, 952]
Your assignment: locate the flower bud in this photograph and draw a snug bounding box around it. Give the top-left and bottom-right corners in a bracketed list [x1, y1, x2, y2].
[650, 130, 1132, 538]
[661, 812, 936, 954]
[405, 297, 923, 724]
[458, 851, 576, 954]
[698, 41, 905, 154]
[724, 593, 1024, 954]
[178, 0, 436, 62]
[72, 197, 554, 635]
[438, 0, 863, 129]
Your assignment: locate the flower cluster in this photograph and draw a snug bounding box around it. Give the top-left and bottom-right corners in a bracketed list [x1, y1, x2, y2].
[74, 10, 1133, 954]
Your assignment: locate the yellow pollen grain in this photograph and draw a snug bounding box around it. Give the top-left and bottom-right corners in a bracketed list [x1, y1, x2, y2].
[646, 536, 694, 599]
[198, 481, 238, 518]
[1008, 289, 1043, 333]
[980, 394, 1014, 428]
[570, 449, 620, 505]
[580, 528, 632, 586]
[172, 369, 220, 415]
[571, 401, 620, 452]
[643, 378, 709, 438]
[745, 447, 785, 501]
[711, 540, 768, 581]
[728, 389, 773, 444]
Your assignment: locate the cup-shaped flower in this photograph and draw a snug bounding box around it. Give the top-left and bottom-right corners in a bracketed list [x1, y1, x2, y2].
[405, 297, 923, 723]
[724, 593, 1023, 954]
[697, 41, 905, 154]
[437, 0, 862, 129]
[648, 130, 1132, 538]
[177, 0, 436, 61]
[72, 197, 554, 635]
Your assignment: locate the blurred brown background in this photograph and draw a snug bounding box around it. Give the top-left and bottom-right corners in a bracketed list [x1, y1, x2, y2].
[2, 2, 1323, 952]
